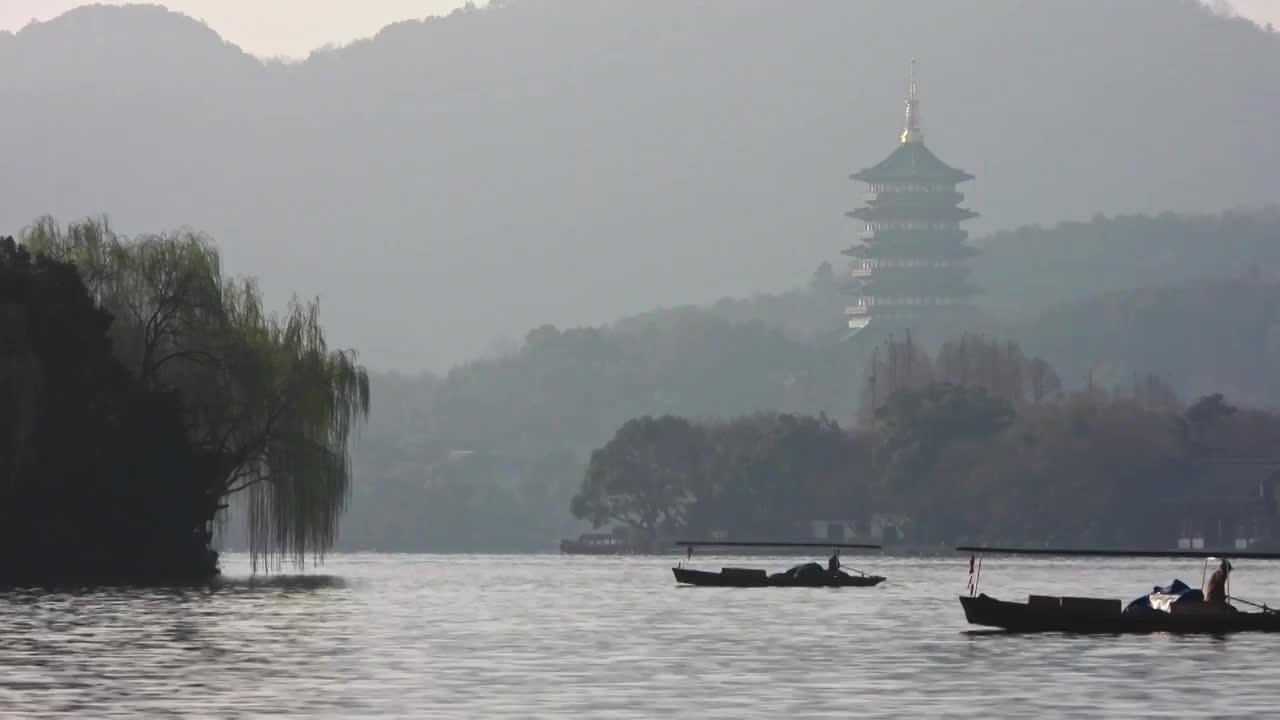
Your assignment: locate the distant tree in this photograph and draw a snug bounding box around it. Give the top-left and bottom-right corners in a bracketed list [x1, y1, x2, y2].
[1185, 392, 1237, 426]
[1026, 356, 1063, 404]
[1181, 392, 1242, 456]
[875, 382, 1015, 491]
[857, 332, 934, 424]
[862, 334, 1060, 428]
[934, 334, 1060, 406]
[571, 416, 706, 545]
[809, 261, 836, 293]
[696, 412, 865, 538]
[936, 395, 1189, 546]
[1124, 372, 1181, 413]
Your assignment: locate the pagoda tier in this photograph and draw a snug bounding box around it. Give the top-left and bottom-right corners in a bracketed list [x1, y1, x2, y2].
[843, 61, 978, 332]
[847, 205, 978, 223]
[852, 142, 973, 184]
[842, 239, 977, 260]
[846, 266, 979, 295]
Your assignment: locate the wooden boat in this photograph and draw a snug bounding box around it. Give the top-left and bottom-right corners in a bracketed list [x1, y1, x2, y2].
[960, 593, 1280, 633]
[956, 545, 1280, 634]
[674, 566, 884, 587]
[672, 541, 885, 588]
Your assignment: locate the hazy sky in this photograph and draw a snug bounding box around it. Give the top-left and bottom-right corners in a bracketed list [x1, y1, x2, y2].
[2, 0, 1278, 59]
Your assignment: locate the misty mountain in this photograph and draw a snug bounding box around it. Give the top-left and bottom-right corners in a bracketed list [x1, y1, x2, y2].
[1016, 276, 1280, 403]
[2, 0, 1279, 370]
[975, 207, 1280, 321]
[374, 209, 1280, 459]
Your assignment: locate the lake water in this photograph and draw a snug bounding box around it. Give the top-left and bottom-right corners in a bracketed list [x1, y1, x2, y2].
[0, 553, 1277, 717]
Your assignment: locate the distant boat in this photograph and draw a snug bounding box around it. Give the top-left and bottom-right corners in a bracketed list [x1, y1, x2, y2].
[673, 566, 884, 587]
[957, 545, 1280, 634]
[559, 532, 637, 555]
[672, 541, 886, 588]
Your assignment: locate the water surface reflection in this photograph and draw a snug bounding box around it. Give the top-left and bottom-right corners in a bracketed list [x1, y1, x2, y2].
[0, 554, 1275, 717]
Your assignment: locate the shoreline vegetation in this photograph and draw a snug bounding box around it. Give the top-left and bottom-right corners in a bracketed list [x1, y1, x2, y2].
[0, 218, 369, 584]
[571, 335, 1280, 553]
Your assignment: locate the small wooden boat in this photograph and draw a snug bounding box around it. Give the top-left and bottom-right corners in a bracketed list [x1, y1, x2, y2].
[672, 541, 886, 588]
[674, 566, 885, 587]
[959, 593, 1280, 633]
[956, 545, 1280, 634]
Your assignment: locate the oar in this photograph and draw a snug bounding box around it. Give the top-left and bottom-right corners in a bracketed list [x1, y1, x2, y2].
[1228, 595, 1276, 613]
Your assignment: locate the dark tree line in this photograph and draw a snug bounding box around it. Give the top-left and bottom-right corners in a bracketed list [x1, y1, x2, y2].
[572, 334, 1279, 547]
[858, 333, 1062, 423]
[571, 413, 870, 546]
[0, 238, 214, 582]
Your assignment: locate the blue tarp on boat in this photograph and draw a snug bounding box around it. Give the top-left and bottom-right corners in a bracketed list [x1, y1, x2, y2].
[1124, 578, 1204, 613]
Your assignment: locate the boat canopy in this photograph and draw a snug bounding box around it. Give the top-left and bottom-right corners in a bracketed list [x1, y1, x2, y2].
[676, 541, 882, 549]
[955, 545, 1280, 560]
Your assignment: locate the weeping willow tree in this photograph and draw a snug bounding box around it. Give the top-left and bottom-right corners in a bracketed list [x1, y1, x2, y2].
[216, 281, 371, 570]
[23, 216, 371, 571]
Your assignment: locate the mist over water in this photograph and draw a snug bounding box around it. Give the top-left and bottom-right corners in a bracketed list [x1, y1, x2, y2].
[1, 554, 1277, 717]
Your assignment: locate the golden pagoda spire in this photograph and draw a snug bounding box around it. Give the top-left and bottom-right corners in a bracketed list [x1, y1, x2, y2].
[900, 58, 923, 144]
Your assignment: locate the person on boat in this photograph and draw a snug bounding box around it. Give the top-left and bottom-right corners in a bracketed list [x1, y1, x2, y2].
[1205, 558, 1232, 605]
[828, 548, 841, 576]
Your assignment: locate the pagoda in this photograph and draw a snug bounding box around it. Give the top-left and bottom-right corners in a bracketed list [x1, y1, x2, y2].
[843, 61, 978, 332]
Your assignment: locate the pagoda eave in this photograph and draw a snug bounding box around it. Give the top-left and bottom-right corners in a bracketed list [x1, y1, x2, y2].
[850, 141, 974, 185]
[851, 169, 973, 184]
[847, 207, 978, 222]
[854, 281, 982, 298]
[848, 227, 972, 245]
[845, 301, 975, 319]
[842, 243, 979, 260]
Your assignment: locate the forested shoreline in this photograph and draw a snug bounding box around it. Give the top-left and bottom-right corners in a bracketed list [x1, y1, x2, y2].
[0, 219, 369, 582]
[572, 336, 1280, 549]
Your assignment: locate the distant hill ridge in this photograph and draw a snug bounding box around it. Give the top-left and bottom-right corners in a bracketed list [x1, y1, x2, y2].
[3, 0, 1279, 370]
[0, 5, 259, 90]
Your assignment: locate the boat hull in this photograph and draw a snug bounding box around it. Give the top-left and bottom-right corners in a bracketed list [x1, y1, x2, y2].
[673, 567, 885, 588]
[960, 594, 1280, 634]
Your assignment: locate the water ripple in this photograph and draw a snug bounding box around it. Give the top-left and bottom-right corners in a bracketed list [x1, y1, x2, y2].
[0, 554, 1275, 717]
